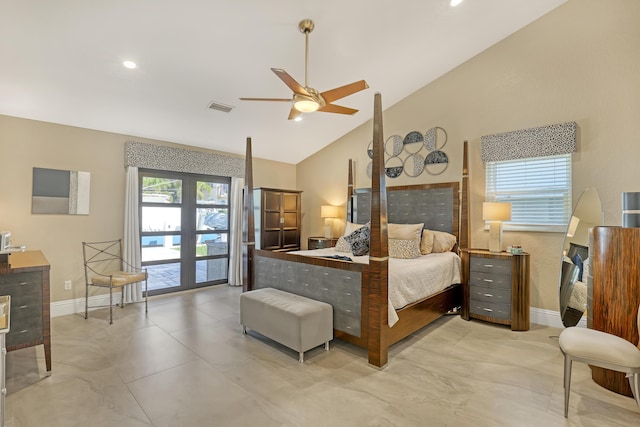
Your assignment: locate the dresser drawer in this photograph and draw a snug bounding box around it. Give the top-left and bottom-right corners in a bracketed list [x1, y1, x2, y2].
[469, 271, 512, 290]
[469, 285, 511, 305]
[0, 271, 42, 289]
[469, 299, 511, 321]
[469, 257, 511, 276]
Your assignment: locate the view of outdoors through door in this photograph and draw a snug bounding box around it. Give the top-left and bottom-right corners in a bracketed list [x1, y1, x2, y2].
[139, 170, 230, 295]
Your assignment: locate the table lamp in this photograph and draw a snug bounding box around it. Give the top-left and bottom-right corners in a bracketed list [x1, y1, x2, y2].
[483, 202, 512, 253]
[320, 205, 339, 239]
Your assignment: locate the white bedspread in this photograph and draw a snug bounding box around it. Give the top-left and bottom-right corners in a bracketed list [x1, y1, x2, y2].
[289, 248, 461, 327]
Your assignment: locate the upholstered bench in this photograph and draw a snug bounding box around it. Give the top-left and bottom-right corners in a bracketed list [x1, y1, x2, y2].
[240, 287, 333, 363]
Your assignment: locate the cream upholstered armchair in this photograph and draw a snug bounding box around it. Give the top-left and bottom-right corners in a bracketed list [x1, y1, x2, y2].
[82, 239, 148, 324]
[558, 305, 640, 417]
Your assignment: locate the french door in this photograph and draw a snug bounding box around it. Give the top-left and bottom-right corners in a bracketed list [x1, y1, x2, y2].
[138, 169, 230, 295]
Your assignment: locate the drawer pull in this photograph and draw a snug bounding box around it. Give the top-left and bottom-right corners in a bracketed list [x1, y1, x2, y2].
[483, 293, 493, 297]
[483, 264, 494, 268]
[19, 305, 28, 309]
[483, 279, 493, 283]
[19, 329, 28, 334]
[19, 282, 29, 286]
[483, 308, 493, 313]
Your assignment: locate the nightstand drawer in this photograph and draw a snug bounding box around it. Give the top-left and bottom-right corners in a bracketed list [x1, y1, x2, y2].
[469, 257, 511, 275]
[469, 271, 512, 290]
[469, 285, 511, 304]
[308, 237, 338, 250]
[469, 300, 511, 320]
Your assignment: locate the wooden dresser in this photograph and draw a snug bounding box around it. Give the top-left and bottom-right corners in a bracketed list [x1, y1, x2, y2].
[0, 250, 51, 374]
[253, 188, 302, 252]
[461, 249, 530, 331]
[588, 226, 640, 397]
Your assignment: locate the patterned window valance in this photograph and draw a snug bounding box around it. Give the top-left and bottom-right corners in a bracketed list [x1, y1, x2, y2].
[124, 141, 244, 178]
[481, 121, 577, 163]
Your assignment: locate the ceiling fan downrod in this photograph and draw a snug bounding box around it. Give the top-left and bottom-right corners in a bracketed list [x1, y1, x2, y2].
[298, 19, 314, 89]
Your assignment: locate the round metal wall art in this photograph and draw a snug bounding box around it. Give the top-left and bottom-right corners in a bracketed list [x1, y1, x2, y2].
[365, 126, 449, 178]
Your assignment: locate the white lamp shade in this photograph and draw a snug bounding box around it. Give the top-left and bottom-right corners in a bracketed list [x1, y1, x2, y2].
[482, 202, 512, 221]
[320, 205, 339, 218]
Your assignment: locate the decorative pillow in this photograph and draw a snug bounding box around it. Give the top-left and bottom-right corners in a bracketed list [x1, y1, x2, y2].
[388, 223, 423, 250]
[344, 225, 370, 256]
[334, 236, 351, 253]
[430, 230, 457, 253]
[343, 221, 367, 237]
[420, 230, 435, 255]
[389, 239, 421, 259]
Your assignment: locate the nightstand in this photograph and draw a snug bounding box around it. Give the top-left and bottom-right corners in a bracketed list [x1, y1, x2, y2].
[308, 237, 338, 250]
[460, 249, 530, 331]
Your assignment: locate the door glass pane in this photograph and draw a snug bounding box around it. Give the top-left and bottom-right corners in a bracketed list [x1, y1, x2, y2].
[142, 235, 181, 262]
[196, 208, 228, 231]
[142, 206, 182, 232]
[196, 258, 228, 283]
[197, 182, 228, 205]
[142, 177, 182, 203]
[146, 262, 181, 291]
[196, 239, 228, 258]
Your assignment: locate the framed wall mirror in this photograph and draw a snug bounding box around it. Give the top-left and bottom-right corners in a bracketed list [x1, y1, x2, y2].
[558, 187, 603, 327]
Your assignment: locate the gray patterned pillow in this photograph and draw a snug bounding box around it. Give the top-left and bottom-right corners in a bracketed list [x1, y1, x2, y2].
[344, 225, 370, 256]
[389, 239, 421, 259]
[334, 236, 351, 253]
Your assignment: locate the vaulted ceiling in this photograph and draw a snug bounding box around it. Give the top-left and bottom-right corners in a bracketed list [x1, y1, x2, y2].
[0, 0, 566, 164]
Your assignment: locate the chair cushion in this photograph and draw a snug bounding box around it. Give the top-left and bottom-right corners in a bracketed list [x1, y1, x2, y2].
[559, 327, 640, 369]
[91, 271, 146, 287]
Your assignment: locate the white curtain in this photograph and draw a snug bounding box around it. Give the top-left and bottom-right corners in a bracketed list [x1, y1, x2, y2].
[123, 166, 143, 302]
[228, 177, 244, 286]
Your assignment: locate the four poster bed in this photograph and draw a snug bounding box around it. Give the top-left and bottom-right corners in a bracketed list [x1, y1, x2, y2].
[242, 93, 470, 368]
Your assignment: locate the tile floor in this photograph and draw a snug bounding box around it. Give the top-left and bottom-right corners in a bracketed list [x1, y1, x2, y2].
[4, 285, 639, 426]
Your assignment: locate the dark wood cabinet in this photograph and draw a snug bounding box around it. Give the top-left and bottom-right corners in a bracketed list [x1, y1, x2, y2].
[254, 188, 302, 252]
[0, 250, 51, 374]
[461, 249, 530, 331]
[588, 226, 640, 397]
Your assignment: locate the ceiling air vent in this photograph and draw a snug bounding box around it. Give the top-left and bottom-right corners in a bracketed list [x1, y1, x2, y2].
[207, 101, 234, 113]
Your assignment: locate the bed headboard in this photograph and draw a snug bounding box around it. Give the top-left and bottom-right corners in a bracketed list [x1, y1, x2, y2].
[351, 182, 460, 243]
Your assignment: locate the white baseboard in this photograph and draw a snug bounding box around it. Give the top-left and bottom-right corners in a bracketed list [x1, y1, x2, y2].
[51, 293, 124, 318]
[530, 307, 587, 328]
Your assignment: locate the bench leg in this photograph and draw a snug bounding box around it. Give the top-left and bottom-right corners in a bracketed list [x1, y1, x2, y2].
[325, 341, 330, 351]
[299, 351, 304, 363]
[242, 325, 246, 334]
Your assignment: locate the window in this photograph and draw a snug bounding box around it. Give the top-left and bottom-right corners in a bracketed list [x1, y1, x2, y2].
[485, 154, 571, 232]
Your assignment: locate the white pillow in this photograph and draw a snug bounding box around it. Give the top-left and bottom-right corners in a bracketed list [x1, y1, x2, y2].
[430, 230, 457, 253]
[389, 239, 421, 259]
[388, 223, 424, 249]
[420, 230, 435, 255]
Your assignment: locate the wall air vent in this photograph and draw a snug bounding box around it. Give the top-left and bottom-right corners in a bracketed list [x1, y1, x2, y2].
[207, 101, 234, 113]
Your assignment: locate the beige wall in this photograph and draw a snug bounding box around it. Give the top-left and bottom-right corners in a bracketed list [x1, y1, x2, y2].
[0, 115, 295, 303]
[297, 0, 640, 312]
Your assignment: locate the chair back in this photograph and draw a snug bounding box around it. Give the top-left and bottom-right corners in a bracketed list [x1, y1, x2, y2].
[82, 239, 125, 283]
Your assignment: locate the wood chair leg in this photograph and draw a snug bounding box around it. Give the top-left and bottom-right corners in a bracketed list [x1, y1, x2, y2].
[629, 373, 640, 408]
[564, 355, 572, 418]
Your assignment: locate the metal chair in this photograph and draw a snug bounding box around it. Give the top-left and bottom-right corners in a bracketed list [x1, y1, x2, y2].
[559, 304, 640, 417]
[82, 239, 148, 324]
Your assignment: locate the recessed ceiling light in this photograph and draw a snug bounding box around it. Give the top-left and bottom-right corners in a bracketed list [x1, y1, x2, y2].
[123, 60, 137, 69]
[450, 0, 463, 6]
[294, 116, 302, 122]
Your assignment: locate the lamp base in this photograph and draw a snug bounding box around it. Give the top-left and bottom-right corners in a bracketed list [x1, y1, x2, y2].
[324, 218, 332, 239]
[488, 221, 503, 253]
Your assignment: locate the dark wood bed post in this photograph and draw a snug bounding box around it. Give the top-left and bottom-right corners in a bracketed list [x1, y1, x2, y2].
[347, 159, 354, 222]
[460, 140, 470, 251]
[242, 137, 255, 292]
[368, 93, 390, 368]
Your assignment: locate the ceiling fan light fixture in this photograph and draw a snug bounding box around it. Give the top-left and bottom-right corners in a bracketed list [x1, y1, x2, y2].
[293, 94, 320, 112]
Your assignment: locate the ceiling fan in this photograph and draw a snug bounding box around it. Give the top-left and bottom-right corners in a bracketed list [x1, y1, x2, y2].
[240, 19, 369, 120]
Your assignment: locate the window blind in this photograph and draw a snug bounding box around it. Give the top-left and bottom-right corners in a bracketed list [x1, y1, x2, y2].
[485, 154, 572, 232]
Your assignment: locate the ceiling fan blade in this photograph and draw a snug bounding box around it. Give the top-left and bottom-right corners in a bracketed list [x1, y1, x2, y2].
[239, 97, 292, 102]
[317, 104, 359, 115]
[320, 80, 369, 104]
[271, 68, 310, 96]
[288, 108, 302, 120]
